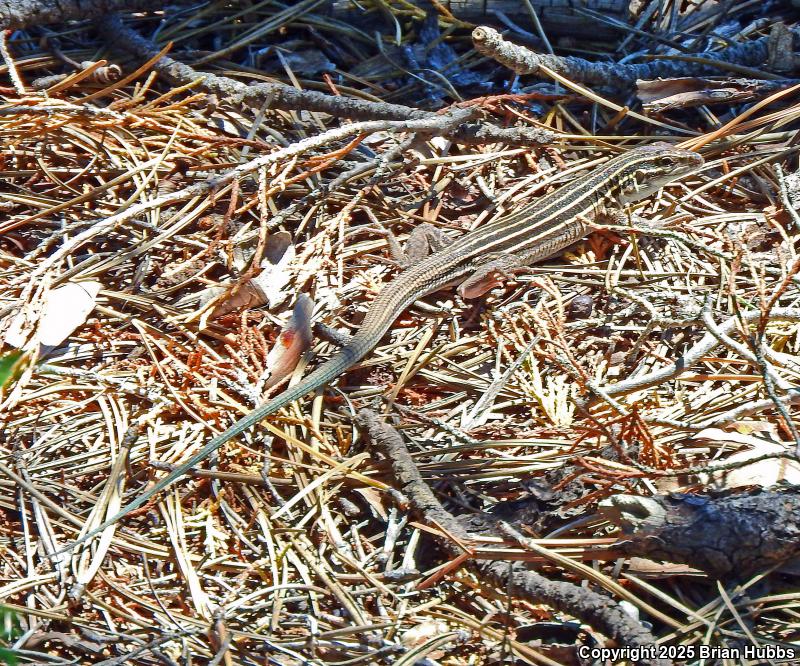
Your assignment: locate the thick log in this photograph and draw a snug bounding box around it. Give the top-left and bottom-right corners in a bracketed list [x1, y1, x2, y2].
[601, 488, 800, 577]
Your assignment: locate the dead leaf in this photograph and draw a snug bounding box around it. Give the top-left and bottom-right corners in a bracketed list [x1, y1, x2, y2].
[202, 231, 296, 319]
[401, 620, 451, 651]
[262, 294, 314, 393]
[203, 282, 265, 319]
[354, 487, 389, 521]
[693, 428, 800, 488]
[5, 281, 101, 350]
[251, 231, 295, 308]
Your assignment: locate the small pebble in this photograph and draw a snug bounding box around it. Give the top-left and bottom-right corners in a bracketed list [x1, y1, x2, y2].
[568, 294, 593, 320]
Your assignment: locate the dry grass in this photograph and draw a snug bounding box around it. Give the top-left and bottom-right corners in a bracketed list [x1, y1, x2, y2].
[1, 3, 800, 664]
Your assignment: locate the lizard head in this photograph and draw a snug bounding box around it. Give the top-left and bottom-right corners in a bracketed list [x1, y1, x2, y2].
[616, 143, 704, 204]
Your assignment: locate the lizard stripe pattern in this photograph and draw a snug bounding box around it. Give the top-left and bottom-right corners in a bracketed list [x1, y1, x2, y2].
[65, 144, 703, 551]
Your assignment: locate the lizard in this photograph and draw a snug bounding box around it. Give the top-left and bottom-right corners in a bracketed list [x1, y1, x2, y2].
[65, 143, 703, 551]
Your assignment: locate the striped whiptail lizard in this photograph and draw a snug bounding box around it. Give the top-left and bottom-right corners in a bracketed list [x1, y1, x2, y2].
[66, 144, 702, 551]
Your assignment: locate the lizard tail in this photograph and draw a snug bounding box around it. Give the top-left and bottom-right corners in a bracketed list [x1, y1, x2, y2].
[63, 340, 369, 553]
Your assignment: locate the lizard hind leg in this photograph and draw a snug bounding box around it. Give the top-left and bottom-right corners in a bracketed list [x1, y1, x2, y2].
[402, 222, 451, 266]
[349, 222, 451, 269]
[399, 223, 458, 316]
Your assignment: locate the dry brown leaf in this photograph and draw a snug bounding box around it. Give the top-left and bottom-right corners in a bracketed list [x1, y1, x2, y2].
[263, 293, 314, 393]
[693, 427, 800, 488]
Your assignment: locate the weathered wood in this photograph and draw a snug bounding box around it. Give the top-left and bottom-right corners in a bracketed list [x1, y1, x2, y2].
[601, 488, 800, 577]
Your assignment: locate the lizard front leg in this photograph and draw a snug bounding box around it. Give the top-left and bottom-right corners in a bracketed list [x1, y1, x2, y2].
[588, 207, 655, 250]
[458, 252, 524, 299]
